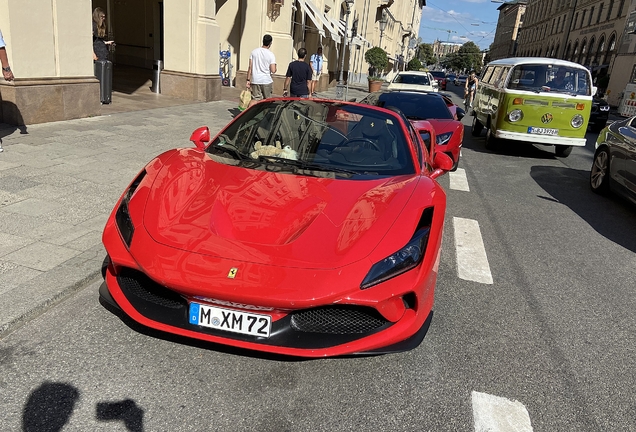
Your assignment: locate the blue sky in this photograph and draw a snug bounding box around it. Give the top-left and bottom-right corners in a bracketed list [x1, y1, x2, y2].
[418, 0, 503, 50]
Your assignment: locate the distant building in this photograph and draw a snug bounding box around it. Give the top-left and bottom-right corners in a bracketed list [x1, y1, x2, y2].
[432, 40, 463, 57]
[490, 0, 527, 61]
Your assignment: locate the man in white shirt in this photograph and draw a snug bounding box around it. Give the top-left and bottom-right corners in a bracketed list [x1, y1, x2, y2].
[246, 34, 277, 108]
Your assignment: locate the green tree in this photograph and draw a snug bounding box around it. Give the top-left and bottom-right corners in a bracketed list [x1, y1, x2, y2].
[365, 47, 389, 77]
[407, 57, 422, 71]
[417, 43, 436, 67]
[456, 41, 483, 71]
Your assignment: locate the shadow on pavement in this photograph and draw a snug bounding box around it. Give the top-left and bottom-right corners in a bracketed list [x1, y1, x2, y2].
[96, 399, 145, 432]
[530, 165, 636, 253]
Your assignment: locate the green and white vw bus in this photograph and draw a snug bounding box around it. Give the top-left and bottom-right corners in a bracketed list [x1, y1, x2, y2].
[471, 58, 595, 157]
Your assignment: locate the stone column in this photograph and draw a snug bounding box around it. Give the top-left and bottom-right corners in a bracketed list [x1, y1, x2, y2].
[161, 0, 222, 102]
[0, 0, 100, 125]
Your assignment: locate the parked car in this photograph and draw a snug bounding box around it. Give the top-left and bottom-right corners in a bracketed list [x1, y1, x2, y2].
[359, 90, 465, 171]
[387, 71, 439, 92]
[100, 98, 454, 358]
[430, 71, 447, 91]
[589, 96, 610, 133]
[447, 73, 457, 83]
[455, 75, 468, 86]
[590, 116, 636, 203]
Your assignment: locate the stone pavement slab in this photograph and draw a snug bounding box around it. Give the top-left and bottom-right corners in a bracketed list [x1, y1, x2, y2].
[0, 87, 368, 337]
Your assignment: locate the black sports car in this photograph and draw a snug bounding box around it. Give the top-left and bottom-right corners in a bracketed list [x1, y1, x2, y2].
[589, 96, 610, 133]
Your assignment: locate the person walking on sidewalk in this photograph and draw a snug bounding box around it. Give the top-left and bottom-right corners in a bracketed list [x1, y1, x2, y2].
[283, 48, 312, 98]
[0, 28, 15, 153]
[246, 34, 277, 108]
[309, 47, 323, 96]
[92, 7, 114, 61]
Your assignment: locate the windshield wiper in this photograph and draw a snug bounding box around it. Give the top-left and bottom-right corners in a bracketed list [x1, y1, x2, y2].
[209, 141, 247, 160]
[258, 156, 358, 175]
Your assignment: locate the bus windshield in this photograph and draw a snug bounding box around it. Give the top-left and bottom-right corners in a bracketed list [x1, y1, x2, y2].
[507, 64, 591, 96]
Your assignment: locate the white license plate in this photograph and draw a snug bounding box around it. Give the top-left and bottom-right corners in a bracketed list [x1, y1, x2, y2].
[528, 127, 559, 135]
[189, 303, 271, 337]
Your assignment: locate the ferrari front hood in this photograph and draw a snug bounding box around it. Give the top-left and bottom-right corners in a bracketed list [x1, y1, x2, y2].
[142, 150, 417, 268]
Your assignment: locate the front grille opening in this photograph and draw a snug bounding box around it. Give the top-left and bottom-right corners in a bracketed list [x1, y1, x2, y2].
[117, 268, 186, 309]
[291, 306, 389, 334]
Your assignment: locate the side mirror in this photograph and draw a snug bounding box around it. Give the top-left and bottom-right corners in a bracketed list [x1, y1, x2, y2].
[592, 85, 598, 96]
[456, 107, 465, 121]
[190, 126, 210, 150]
[430, 151, 453, 179]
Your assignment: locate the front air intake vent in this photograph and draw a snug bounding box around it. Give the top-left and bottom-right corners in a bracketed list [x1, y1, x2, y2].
[291, 306, 389, 334]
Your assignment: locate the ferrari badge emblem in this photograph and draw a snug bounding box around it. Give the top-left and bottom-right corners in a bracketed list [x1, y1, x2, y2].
[541, 113, 553, 124]
[370, 122, 374, 127]
[227, 268, 238, 279]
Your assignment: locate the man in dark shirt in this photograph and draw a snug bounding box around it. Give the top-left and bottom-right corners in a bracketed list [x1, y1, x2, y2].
[283, 48, 313, 98]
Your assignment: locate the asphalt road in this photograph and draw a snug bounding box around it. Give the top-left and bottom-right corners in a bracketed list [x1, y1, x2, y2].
[2, 89, 636, 431]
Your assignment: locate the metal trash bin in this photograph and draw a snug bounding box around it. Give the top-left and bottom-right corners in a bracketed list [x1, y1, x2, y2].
[151, 60, 163, 93]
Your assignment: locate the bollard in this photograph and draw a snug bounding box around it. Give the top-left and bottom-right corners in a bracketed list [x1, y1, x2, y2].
[151, 60, 163, 93]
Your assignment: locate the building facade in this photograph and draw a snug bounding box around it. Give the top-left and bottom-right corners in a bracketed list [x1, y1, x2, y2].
[490, 0, 526, 61]
[0, 0, 423, 126]
[513, 0, 630, 105]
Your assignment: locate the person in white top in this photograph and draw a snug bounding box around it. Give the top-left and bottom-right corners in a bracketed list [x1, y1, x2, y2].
[246, 34, 277, 108]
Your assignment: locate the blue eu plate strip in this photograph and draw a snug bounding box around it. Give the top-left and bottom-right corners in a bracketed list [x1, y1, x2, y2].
[189, 303, 200, 325]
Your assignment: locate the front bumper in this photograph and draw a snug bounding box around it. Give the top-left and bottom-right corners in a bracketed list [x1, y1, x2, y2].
[494, 129, 587, 146]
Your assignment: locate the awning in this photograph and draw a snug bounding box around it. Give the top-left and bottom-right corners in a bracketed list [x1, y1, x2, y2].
[297, 0, 342, 42]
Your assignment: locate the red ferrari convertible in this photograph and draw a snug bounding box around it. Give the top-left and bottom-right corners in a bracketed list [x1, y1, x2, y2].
[101, 99, 452, 357]
[359, 90, 465, 171]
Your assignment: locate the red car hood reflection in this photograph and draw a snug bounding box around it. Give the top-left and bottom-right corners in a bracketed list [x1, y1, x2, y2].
[143, 150, 417, 269]
[412, 119, 455, 133]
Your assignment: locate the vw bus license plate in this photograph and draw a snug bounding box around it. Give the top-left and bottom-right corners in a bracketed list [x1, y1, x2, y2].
[189, 303, 271, 337]
[528, 127, 558, 135]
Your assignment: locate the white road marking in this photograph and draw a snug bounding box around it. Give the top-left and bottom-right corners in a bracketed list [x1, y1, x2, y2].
[453, 217, 493, 284]
[472, 391, 533, 432]
[449, 168, 470, 191]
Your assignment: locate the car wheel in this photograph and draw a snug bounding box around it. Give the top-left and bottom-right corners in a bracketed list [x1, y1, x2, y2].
[447, 152, 459, 171]
[590, 147, 610, 194]
[485, 126, 499, 151]
[471, 115, 483, 137]
[555, 145, 573, 157]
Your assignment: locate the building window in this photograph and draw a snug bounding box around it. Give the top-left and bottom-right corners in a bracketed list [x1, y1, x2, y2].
[598, 4, 603, 24]
[565, 42, 571, 60]
[607, 0, 613, 21]
[596, 35, 605, 64]
[587, 37, 595, 64]
[556, 44, 560, 58]
[618, 0, 625, 17]
[572, 12, 578, 30]
[589, 7, 594, 26]
[581, 10, 587, 29]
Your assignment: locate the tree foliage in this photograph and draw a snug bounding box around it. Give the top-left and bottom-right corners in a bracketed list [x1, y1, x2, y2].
[365, 47, 389, 75]
[407, 57, 422, 71]
[417, 43, 436, 67]
[439, 42, 483, 72]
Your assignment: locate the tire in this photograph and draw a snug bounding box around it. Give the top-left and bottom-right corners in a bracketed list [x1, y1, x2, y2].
[590, 147, 610, 194]
[485, 126, 498, 151]
[471, 115, 483, 137]
[555, 145, 573, 157]
[447, 152, 459, 171]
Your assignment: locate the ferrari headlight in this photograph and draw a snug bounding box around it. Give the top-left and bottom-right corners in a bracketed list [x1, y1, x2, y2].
[115, 169, 146, 247]
[361, 228, 430, 289]
[436, 132, 453, 145]
[571, 114, 584, 128]
[508, 109, 523, 122]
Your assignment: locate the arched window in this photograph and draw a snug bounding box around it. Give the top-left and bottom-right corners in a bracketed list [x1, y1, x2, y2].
[596, 35, 605, 65]
[606, 33, 617, 64]
[587, 37, 595, 65]
[572, 40, 579, 62]
[556, 44, 560, 58]
[565, 42, 572, 60]
[550, 44, 555, 57]
[580, 39, 587, 63]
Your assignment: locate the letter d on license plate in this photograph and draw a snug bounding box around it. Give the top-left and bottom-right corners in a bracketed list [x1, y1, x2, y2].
[189, 303, 271, 337]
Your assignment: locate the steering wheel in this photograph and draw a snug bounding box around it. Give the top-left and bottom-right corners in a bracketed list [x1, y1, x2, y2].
[343, 138, 381, 152]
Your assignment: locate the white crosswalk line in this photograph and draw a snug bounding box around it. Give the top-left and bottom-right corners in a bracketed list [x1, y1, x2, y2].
[472, 391, 533, 432]
[449, 168, 470, 191]
[453, 217, 493, 284]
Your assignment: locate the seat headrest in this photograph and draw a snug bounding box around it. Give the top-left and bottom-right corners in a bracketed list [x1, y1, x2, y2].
[359, 116, 386, 138]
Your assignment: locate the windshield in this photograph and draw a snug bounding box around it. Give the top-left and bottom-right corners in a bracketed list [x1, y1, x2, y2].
[393, 73, 431, 86]
[364, 92, 453, 120]
[507, 64, 591, 95]
[206, 100, 415, 177]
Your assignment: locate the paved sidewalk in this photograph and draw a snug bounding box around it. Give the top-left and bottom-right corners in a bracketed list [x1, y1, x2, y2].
[0, 87, 370, 337]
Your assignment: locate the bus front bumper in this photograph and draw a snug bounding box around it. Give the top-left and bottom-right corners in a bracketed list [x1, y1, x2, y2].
[495, 130, 587, 147]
